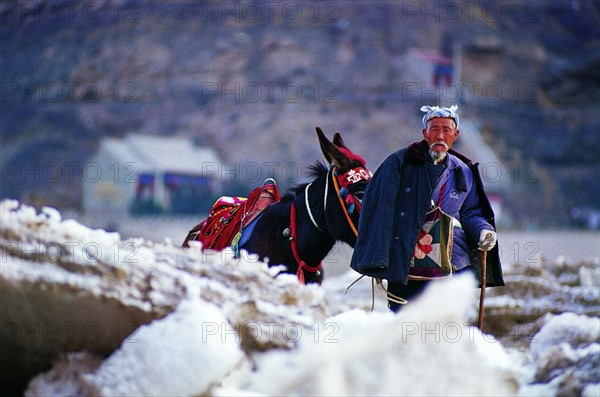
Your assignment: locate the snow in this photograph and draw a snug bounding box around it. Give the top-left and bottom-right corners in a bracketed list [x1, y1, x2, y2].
[580, 266, 600, 288]
[1, 200, 599, 396]
[223, 275, 520, 396]
[25, 352, 103, 397]
[91, 299, 244, 396]
[583, 383, 600, 397]
[519, 313, 600, 396]
[530, 312, 600, 359]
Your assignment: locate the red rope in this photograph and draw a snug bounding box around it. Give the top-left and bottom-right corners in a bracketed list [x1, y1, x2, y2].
[290, 202, 322, 284]
[331, 168, 359, 237]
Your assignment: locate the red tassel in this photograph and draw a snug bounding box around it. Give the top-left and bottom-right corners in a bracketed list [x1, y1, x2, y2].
[296, 266, 305, 284]
[338, 147, 367, 166]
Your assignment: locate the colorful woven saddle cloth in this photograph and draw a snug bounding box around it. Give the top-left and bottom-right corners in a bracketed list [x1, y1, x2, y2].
[184, 179, 280, 252]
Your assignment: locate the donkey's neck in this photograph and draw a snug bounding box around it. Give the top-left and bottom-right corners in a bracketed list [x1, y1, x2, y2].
[292, 185, 336, 266]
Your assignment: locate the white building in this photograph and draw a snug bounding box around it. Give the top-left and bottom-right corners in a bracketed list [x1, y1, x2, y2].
[83, 134, 223, 224]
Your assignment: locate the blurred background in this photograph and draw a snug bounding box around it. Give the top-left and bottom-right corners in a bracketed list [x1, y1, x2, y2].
[1, 0, 599, 244]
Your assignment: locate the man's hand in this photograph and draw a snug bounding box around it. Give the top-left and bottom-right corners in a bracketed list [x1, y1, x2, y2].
[478, 230, 497, 251]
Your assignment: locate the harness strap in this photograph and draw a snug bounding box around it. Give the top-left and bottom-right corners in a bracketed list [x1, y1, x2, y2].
[344, 274, 375, 311]
[344, 275, 408, 311]
[305, 183, 325, 233]
[376, 278, 408, 306]
[331, 167, 359, 237]
[290, 202, 323, 284]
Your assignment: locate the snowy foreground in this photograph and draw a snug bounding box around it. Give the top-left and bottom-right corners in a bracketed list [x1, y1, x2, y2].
[1, 200, 598, 396]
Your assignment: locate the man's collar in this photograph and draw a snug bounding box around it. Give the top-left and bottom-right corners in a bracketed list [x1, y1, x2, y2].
[405, 140, 430, 163]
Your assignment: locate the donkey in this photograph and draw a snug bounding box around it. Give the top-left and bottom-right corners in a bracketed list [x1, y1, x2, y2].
[183, 127, 371, 284]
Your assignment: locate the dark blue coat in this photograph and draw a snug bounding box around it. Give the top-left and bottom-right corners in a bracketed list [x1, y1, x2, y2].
[350, 140, 504, 287]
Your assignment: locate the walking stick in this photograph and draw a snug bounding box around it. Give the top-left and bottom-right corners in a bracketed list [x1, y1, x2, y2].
[477, 233, 491, 331]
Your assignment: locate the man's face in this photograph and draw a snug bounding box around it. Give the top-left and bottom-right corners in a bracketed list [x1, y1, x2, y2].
[422, 117, 459, 153]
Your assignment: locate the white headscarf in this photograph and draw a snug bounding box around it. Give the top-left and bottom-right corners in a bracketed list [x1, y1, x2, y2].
[420, 105, 459, 129]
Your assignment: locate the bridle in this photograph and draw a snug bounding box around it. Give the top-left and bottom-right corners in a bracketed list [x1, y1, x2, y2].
[330, 165, 370, 236]
[291, 164, 371, 283]
[306, 165, 370, 236]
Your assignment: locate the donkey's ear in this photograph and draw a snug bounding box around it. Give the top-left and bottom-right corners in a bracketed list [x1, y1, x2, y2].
[332, 132, 348, 150]
[316, 127, 334, 164]
[316, 127, 351, 168]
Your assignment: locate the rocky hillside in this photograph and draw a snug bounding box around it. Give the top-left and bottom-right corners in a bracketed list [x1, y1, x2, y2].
[1, 0, 599, 226]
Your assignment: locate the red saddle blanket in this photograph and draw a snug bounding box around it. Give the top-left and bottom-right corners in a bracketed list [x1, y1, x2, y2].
[183, 180, 280, 251]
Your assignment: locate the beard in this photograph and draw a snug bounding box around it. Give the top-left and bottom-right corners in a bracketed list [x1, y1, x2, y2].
[429, 140, 448, 164]
[429, 149, 447, 164]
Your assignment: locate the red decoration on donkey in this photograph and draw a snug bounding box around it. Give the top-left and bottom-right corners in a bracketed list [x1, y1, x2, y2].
[183, 180, 280, 253]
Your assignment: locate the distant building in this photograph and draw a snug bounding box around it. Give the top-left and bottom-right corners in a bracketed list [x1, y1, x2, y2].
[83, 134, 223, 222]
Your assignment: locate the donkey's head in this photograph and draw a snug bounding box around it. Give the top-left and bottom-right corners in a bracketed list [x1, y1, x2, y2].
[315, 127, 371, 247]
